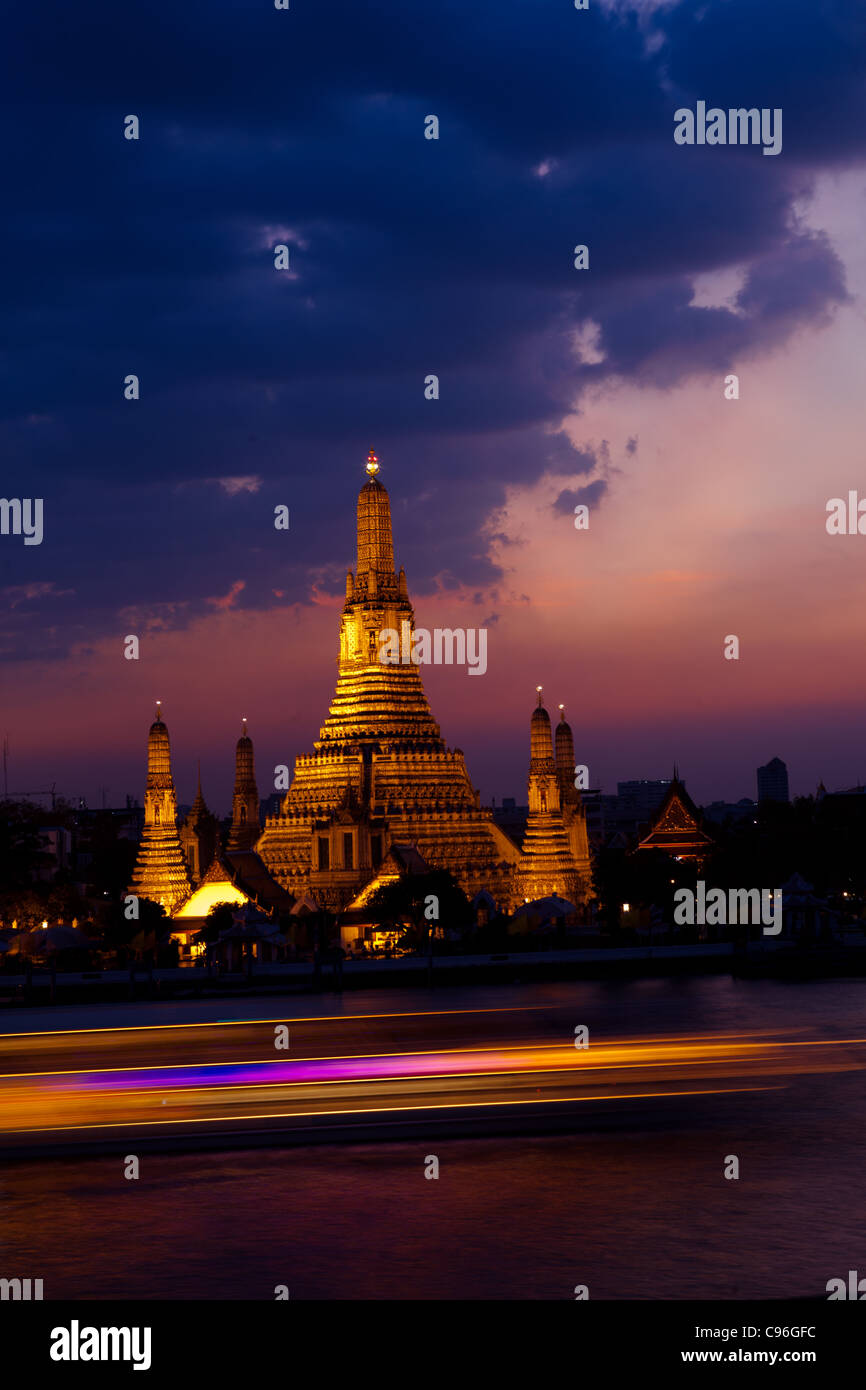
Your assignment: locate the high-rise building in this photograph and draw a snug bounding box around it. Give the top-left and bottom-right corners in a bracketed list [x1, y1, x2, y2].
[616, 780, 671, 824]
[757, 757, 789, 804]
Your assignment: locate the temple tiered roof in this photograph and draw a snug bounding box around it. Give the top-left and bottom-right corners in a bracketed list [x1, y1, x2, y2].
[637, 776, 714, 863]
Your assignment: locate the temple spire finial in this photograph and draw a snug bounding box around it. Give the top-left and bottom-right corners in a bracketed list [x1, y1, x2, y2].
[356, 450, 394, 577]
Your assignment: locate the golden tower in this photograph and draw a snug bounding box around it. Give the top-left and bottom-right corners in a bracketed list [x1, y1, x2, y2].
[129, 704, 192, 913]
[227, 719, 260, 852]
[517, 689, 588, 904]
[255, 452, 521, 908]
[555, 703, 594, 892]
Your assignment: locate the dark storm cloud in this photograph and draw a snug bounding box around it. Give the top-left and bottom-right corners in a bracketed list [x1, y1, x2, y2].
[657, 0, 866, 165]
[0, 0, 860, 657]
[554, 478, 610, 516]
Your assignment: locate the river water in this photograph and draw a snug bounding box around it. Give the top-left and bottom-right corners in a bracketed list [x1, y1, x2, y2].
[1, 975, 863, 1299]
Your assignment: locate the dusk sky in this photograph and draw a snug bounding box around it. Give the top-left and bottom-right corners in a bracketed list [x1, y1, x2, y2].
[3, 0, 866, 813]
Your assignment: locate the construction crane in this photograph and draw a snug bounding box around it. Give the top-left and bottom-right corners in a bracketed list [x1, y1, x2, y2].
[6, 787, 58, 811]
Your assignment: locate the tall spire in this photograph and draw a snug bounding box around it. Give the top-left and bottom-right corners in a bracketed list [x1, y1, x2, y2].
[180, 762, 218, 887]
[519, 689, 584, 903]
[316, 452, 441, 749]
[254, 454, 526, 913]
[356, 448, 395, 579]
[129, 705, 191, 912]
[555, 704, 578, 805]
[228, 719, 260, 852]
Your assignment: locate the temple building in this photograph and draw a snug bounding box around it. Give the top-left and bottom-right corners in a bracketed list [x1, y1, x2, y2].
[129, 455, 593, 920]
[636, 774, 714, 866]
[179, 765, 219, 886]
[128, 704, 192, 913]
[516, 690, 591, 903]
[254, 452, 523, 909]
[554, 703, 593, 891]
[227, 720, 260, 851]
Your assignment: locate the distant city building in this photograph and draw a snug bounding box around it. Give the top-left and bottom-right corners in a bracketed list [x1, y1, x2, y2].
[74, 803, 144, 840]
[757, 757, 789, 804]
[616, 780, 672, 823]
[34, 826, 73, 880]
[491, 797, 528, 842]
[582, 781, 671, 844]
[702, 799, 757, 826]
[259, 792, 283, 822]
[581, 791, 619, 844]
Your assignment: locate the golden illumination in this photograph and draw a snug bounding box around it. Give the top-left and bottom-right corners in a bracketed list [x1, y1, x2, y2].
[3, 1029, 862, 1137]
[174, 881, 251, 919]
[128, 704, 191, 913]
[254, 460, 523, 910]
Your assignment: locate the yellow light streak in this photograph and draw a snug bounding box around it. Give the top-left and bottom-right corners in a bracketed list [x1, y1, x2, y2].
[12, 1086, 782, 1136]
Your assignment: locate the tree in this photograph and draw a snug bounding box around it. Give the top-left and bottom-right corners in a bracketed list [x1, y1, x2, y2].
[204, 900, 236, 938]
[365, 871, 471, 948]
[102, 896, 167, 949]
[0, 800, 54, 889]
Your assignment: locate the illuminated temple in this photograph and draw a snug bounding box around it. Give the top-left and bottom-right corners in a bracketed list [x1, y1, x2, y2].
[129, 455, 594, 918]
[516, 692, 592, 903]
[128, 705, 191, 914]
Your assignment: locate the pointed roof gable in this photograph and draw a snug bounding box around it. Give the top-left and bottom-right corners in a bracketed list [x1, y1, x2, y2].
[637, 777, 713, 858]
[174, 850, 296, 920]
